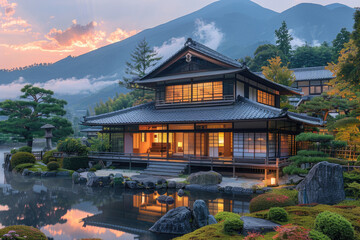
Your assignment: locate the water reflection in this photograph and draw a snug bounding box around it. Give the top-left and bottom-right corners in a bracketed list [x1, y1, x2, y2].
[0, 150, 251, 240]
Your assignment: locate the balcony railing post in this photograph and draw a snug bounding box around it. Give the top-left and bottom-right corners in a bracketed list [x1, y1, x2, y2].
[211, 157, 213, 171]
[233, 157, 235, 178]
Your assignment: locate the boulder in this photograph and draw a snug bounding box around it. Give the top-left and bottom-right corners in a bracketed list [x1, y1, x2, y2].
[144, 181, 155, 189]
[126, 181, 139, 189]
[193, 200, 209, 228]
[286, 174, 305, 185]
[187, 171, 222, 185]
[168, 181, 176, 188]
[232, 187, 253, 195]
[166, 196, 175, 205]
[208, 215, 217, 225]
[87, 172, 96, 178]
[157, 195, 174, 204]
[22, 169, 29, 176]
[177, 189, 185, 197]
[241, 216, 280, 235]
[149, 207, 193, 234]
[72, 172, 81, 183]
[41, 171, 56, 177]
[224, 186, 233, 194]
[185, 184, 219, 193]
[176, 182, 186, 189]
[78, 177, 87, 184]
[296, 161, 345, 205]
[114, 173, 124, 181]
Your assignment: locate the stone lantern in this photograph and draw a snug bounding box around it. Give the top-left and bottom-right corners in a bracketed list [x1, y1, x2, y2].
[41, 124, 55, 151]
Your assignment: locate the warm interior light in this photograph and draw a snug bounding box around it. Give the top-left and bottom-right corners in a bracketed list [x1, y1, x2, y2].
[219, 132, 224, 147]
[271, 177, 276, 185]
[177, 142, 183, 148]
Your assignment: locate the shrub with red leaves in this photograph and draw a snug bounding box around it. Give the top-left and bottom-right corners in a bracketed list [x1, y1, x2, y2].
[244, 232, 265, 240]
[272, 224, 310, 240]
[249, 193, 295, 212]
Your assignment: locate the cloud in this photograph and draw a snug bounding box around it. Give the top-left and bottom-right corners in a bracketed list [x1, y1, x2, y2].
[0, 0, 31, 33]
[45, 21, 105, 49]
[153, 19, 224, 68]
[0, 75, 119, 99]
[289, 29, 322, 48]
[193, 19, 223, 50]
[106, 28, 138, 43]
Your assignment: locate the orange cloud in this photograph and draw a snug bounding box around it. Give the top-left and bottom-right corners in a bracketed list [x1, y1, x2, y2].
[0, 0, 31, 33]
[107, 28, 138, 43]
[45, 21, 105, 49]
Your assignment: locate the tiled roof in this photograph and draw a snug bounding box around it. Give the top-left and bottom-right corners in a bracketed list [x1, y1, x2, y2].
[256, 66, 334, 81]
[83, 97, 323, 126]
[291, 66, 334, 81]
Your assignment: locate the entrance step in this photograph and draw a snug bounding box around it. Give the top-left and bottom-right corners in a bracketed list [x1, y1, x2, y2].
[140, 162, 188, 177]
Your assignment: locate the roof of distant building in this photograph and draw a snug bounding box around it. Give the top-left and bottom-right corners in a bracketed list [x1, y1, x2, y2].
[256, 66, 334, 81]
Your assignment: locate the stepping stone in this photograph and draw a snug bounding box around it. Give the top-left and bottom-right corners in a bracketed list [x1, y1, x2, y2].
[240, 216, 280, 235]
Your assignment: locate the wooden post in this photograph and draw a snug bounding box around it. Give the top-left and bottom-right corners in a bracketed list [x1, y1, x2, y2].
[129, 153, 132, 170]
[276, 158, 279, 185]
[211, 157, 213, 171]
[232, 157, 235, 178]
[188, 156, 191, 175]
[264, 169, 267, 182]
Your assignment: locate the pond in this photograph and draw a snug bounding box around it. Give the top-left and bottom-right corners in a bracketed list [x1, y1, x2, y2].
[0, 147, 252, 240]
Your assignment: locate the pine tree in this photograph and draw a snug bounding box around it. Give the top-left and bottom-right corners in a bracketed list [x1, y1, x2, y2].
[332, 28, 351, 60]
[275, 21, 293, 62]
[121, 38, 162, 89]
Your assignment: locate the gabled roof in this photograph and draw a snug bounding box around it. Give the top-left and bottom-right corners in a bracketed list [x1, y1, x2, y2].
[140, 38, 242, 80]
[83, 97, 323, 126]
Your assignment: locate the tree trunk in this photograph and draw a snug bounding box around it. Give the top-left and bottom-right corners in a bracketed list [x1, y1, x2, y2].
[27, 139, 33, 147]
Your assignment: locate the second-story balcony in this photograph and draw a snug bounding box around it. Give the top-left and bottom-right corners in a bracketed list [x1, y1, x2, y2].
[155, 94, 235, 108]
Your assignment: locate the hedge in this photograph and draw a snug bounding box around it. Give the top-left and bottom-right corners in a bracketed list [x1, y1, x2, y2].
[63, 156, 89, 171]
[249, 193, 295, 212]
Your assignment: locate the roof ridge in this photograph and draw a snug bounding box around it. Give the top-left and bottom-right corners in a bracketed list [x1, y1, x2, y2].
[239, 96, 281, 115]
[85, 102, 154, 121]
[290, 66, 327, 71]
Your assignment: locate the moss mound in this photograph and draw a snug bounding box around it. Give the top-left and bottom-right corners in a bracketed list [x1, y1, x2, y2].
[0, 225, 47, 240]
[10, 152, 36, 168]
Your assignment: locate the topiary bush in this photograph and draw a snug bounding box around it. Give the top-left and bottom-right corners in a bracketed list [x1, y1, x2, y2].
[249, 193, 295, 212]
[315, 211, 354, 240]
[309, 229, 331, 240]
[47, 161, 60, 171]
[57, 138, 88, 156]
[63, 156, 89, 171]
[42, 150, 56, 164]
[10, 152, 36, 168]
[89, 167, 96, 172]
[214, 211, 240, 222]
[223, 218, 243, 235]
[18, 146, 32, 153]
[0, 225, 47, 240]
[268, 207, 288, 222]
[14, 163, 34, 173]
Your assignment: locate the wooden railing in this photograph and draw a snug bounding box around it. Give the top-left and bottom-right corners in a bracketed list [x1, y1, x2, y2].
[155, 95, 235, 107]
[88, 152, 289, 169]
[320, 148, 360, 161]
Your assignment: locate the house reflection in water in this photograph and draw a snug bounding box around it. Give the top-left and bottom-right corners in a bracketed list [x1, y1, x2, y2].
[83, 190, 250, 239]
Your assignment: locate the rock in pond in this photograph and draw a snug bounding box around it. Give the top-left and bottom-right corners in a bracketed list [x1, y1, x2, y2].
[157, 195, 174, 205]
[296, 161, 345, 205]
[167, 181, 176, 188]
[41, 171, 56, 177]
[187, 171, 222, 185]
[72, 172, 81, 184]
[56, 171, 70, 177]
[193, 200, 209, 228]
[22, 169, 29, 176]
[177, 189, 185, 197]
[126, 181, 139, 189]
[241, 216, 280, 235]
[149, 207, 194, 234]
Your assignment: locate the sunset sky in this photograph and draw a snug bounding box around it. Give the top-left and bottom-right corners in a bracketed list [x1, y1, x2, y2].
[0, 0, 358, 69]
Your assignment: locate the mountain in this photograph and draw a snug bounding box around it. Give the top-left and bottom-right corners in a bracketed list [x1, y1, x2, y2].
[0, 0, 355, 111]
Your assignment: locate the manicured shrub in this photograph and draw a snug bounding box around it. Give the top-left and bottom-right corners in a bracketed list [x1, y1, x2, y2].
[315, 211, 354, 240]
[47, 161, 60, 171]
[89, 167, 97, 172]
[0, 225, 47, 240]
[243, 232, 264, 240]
[10, 148, 17, 154]
[18, 146, 32, 153]
[57, 138, 88, 156]
[10, 152, 36, 168]
[308, 229, 331, 240]
[214, 211, 240, 222]
[268, 207, 288, 222]
[273, 224, 310, 240]
[42, 150, 56, 164]
[14, 163, 34, 173]
[93, 163, 102, 170]
[62, 156, 89, 171]
[223, 218, 243, 235]
[249, 193, 295, 212]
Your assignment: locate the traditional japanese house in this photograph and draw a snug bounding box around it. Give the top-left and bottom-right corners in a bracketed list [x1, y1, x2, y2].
[83, 38, 323, 180]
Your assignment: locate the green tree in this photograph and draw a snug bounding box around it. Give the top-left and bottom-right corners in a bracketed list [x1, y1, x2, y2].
[249, 44, 285, 71]
[332, 27, 351, 60]
[121, 38, 162, 88]
[290, 43, 333, 68]
[0, 85, 73, 147]
[275, 21, 293, 61]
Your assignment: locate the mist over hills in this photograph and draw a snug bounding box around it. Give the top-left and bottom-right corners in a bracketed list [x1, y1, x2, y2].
[0, 0, 355, 111]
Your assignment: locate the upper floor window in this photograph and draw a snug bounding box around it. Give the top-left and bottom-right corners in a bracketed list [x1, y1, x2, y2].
[257, 90, 275, 106]
[165, 81, 224, 103]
